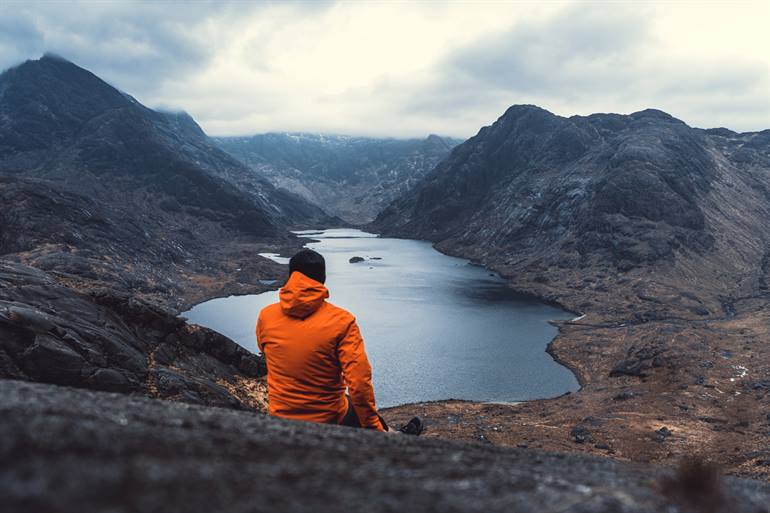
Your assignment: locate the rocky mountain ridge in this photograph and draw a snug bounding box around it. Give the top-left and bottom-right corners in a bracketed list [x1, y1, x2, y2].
[0, 55, 321, 309]
[373, 105, 770, 320]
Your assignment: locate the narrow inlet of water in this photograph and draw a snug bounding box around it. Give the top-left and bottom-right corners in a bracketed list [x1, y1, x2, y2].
[182, 228, 578, 407]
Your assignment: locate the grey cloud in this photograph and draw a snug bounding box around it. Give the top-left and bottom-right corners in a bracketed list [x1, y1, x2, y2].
[0, 11, 45, 64]
[449, 6, 648, 93]
[0, 1, 229, 94]
[0, 0, 336, 109]
[403, 4, 768, 133]
[0, 1, 765, 136]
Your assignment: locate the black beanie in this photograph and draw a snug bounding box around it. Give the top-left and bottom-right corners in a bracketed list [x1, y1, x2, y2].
[289, 249, 326, 284]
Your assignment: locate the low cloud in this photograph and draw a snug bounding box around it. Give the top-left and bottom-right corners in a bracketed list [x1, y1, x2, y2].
[0, 1, 767, 137]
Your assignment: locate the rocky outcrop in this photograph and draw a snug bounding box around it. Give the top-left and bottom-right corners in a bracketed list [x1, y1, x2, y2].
[2, 379, 769, 513]
[0, 261, 266, 410]
[216, 132, 460, 224]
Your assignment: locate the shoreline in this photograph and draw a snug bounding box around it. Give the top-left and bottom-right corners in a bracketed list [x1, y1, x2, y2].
[379, 234, 770, 481]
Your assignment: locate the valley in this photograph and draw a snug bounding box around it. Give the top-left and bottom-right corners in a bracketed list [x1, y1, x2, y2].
[183, 228, 578, 408]
[1, 54, 769, 511]
[215, 133, 460, 224]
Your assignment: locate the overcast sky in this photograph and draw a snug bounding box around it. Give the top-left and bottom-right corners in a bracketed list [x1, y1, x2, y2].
[0, 1, 768, 137]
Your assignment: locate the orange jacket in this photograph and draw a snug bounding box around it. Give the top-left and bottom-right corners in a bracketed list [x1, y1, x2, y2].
[256, 271, 385, 431]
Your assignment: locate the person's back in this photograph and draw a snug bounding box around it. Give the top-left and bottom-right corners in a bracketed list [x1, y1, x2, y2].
[256, 249, 387, 431]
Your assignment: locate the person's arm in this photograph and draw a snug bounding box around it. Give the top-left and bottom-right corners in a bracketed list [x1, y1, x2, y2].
[256, 312, 265, 354]
[337, 317, 385, 431]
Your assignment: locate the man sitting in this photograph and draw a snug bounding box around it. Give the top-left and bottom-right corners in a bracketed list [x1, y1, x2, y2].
[256, 249, 422, 434]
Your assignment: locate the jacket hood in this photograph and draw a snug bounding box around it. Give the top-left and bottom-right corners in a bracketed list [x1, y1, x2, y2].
[279, 271, 329, 319]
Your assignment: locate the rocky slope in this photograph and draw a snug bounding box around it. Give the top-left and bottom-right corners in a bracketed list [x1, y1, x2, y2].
[373, 105, 770, 319]
[377, 106, 770, 479]
[3, 379, 769, 513]
[216, 132, 460, 223]
[0, 261, 268, 410]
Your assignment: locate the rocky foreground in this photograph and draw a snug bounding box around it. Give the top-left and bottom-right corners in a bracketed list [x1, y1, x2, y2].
[2, 380, 769, 513]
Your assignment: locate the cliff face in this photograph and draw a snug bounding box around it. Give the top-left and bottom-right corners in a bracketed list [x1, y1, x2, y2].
[216, 132, 460, 224]
[373, 105, 770, 319]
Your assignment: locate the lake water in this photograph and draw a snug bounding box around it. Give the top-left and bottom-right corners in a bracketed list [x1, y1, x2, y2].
[182, 228, 578, 407]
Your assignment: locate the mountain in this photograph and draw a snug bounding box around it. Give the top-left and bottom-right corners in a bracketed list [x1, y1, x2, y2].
[0, 54, 331, 231]
[0, 55, 314, 405]
[373, 105, 770, 319]
[376, 106, 770, 477]
[215, 132, 461, 223]
[0, 55, 330, 308]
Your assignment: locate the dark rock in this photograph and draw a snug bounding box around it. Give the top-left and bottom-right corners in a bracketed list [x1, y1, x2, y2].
[0, 261, 266, 410]
[3, 380, 768, 513]
[349, 256, 365, 263]
[21, 334, 89, 386]
[610, 345, 668, 378]
[570, 425, 593, 444]
[654, 427, 673, 442]
[88, 368, 132, 392]
[749, 380, 770, 391]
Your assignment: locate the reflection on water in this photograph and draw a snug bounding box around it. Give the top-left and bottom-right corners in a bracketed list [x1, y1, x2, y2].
[183, 229, 578, 407]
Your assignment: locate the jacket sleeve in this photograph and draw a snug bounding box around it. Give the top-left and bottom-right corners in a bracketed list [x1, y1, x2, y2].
[256, 312, 265, 354]
[337, 317, 385, 431]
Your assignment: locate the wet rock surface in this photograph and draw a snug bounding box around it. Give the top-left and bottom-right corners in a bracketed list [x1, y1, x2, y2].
[2, 380, 769, 513]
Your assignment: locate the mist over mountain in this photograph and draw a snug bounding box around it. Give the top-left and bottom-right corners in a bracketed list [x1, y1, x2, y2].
[215, 132, 461, 224]
[373, 105, 770, 318]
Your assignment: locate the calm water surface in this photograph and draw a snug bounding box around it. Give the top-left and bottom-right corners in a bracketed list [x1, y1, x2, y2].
[182, 229, 578, 407]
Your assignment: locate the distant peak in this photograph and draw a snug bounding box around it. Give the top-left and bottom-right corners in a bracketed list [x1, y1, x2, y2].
[502, 104, 553, 117]
[40, 52, 73, 64]
[629, 109, 682, 124]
